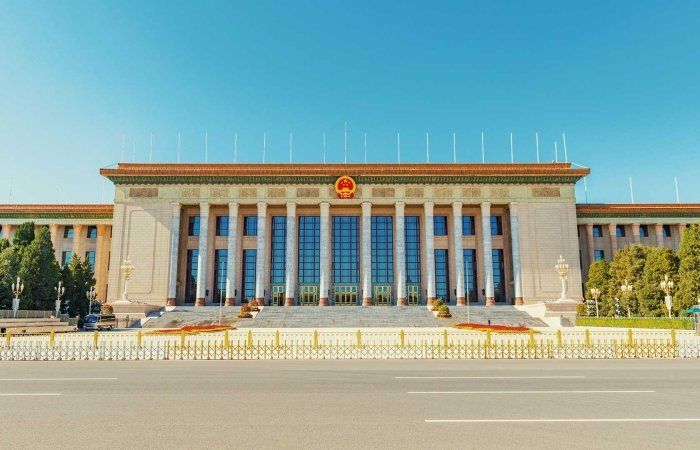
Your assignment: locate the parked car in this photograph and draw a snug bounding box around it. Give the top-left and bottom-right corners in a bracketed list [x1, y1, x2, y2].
[83, 314, 117, 331]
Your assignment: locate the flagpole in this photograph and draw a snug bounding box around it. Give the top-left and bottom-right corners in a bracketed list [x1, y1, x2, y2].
[629, 177, 635, 203]
[675, 176, 680, 203]
[554, 141, 558, 163]
[562, 132, 568, 163]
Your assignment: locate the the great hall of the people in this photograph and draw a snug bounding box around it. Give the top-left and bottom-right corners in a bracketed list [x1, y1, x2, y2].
[1, 163, 698, 308]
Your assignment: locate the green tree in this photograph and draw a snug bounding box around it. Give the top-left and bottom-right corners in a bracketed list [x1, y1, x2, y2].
[63, 256, 95, 317]
[676, 224, 700, 313]
[18, 227, 61, 310]
[12, 222, 36, 249]
[585, 260, 612, 316]
[639, 247, 679, 317]
[607, 244, 649, 317]
[0, 238, 10, 252]
[0, 246, 21, 310]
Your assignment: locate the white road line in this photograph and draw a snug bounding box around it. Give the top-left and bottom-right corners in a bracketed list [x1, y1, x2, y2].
[396, 376, 586, 380]
[0, 378, 118, 381]
[426, 418, 700, 423]
[409, 390, 655, 394]
[0, 393, 62, 396]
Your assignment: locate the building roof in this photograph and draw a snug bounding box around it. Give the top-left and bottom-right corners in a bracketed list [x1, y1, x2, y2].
[100, 162, 590, 185]
[576, 203, 700, 219]
[0, 204, 113, 220]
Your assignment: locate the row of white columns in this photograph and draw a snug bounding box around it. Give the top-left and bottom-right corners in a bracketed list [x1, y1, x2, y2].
[166, 201, 523, 306]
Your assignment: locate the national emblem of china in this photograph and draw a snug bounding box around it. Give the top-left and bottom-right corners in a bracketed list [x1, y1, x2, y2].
[334, 175, 357, 199]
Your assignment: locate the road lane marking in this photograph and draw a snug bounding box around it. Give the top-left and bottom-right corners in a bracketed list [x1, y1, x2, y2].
[396, 376, 586, 380]
[0, 378, 118, 381]
[426, 418, 700, 423]
[409, 390, 655, 394]
[0, 393, 62, 396]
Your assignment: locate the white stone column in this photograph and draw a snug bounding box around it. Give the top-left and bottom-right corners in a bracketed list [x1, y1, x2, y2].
[361, 202, 372, 306]
[167, 203, 181, 306]
[319, 202, 330, 306]
[254, 202, 267, 304]
[284, 202, 297, 306]
[424, 201, 436, 304]
[509, 202, 523, 305]
[608, 223, 618, 258]
[395, 201, 407, 306]
[481, 201, 495, 306]
[72, 224, 85, 261]
[225, 203, 238, 306]
[631, 223, 641, 244]
[655, 223, 665, 248]
[48, 224, 61, 262]
[453, 201, 465, 305]
[195, 203, 210, 306]
[1, 224, 14, 243]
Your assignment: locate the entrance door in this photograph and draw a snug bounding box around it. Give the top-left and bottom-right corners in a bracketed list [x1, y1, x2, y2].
[373, 285, 392, 306]
[406, 284, 420, 305]
[271, 285, 285, 306]
[334, 285, 358, 306]
[299, 285, 318, 306]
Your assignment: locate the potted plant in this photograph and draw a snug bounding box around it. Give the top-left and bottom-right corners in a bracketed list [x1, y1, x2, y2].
[437, 305, 452, 318]
[431, 300, 443, 311]
[248, 300, 259, 312]
[238, 304, 252, 318]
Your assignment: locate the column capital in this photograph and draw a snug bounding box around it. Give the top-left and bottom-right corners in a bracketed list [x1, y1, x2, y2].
[585, 223, 594, 231]
[480, 200, 491, 208]
[171, 203, 181, 216]
[256, 202, 267, 213]
[286, 202, 296, 215]
[452, 201, 463, 213]
[96, 224, 110, 236]
[361, 201, 372, 215]
[199, 202, 210, 216]
[423, 201, 434, 215]
[319, 201, 330, 215]
[607, 223, 617, 232]
[395, 201, 405, 214]
[228, 202, 239, 214]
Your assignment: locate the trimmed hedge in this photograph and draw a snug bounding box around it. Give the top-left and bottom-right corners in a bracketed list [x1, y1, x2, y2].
[576, 317, 695, 330]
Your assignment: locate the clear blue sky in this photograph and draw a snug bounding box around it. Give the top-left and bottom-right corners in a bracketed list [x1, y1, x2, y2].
[1, 1, 699, 204]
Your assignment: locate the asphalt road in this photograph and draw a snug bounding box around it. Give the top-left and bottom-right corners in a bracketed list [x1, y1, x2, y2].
[2, 359, 700, 449]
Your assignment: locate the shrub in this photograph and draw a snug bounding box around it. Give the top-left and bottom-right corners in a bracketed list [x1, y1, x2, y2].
[575, 317, 694, 330]
[431, 300, 443, 311]
[576, 303, 587, 317]
[237, 311, 252, 319]
[437, 305, 451, 318]
[101, 304, 113, 314]
[248, 300, 259, 311]
[240, 305, 251, 313]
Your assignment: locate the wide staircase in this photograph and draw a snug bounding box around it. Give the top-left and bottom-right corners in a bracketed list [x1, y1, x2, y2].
[144, 305, 546, 329]
[0, 311, 77, 334]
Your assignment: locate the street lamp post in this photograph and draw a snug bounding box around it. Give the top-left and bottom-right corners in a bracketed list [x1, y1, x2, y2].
[86, 286, 97, 315]
[555, 255, 569, 300]
[659, 274, 675, 318]
[11, 276, 24, 319]
[620, 280, 633, 318]
[55, 281, 65, 318]
[590, 287, 601, 318]
[120, 256, 135, 303]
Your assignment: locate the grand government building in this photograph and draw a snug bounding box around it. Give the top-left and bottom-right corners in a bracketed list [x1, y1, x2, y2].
[0, 163, 699, 308]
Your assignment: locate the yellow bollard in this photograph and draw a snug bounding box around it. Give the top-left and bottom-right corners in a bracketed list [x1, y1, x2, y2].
[93, 331, 99, 349]
[247, 330, 253, 348]
[671, 329, 677, 347]
[274, 330, 280, 348]
[49, 331, 55, 349]
[556, 329, 562, 348]
[137, 331, 142, 349]
[528, 330, 535, 347]
[5, 331, 11, 349]
[399, 329, 405, 348]
[356, 329, 362, 347]
[627, 329, 634, 347]
[443, 329, 449, 348]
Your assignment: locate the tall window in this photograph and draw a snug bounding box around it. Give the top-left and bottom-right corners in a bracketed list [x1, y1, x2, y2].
[61, 251, 73, 267]
[594, 250, 605, 261]
[188, 216, 200, 237]
[639, 225, 649, 237]
[270, 216, 286, 284]
[434, 249, 449, 302]
[462, 216, 475, 236]
[63, 226, 74, 239]
[87, 226, 98, 239]
[492, 249, 506, 303]
[371, 216, 394, 284]
[185, 250, 198, 303]
[298, 216, 320, 284]
[433, 216, 448, 236]
[615, 225, 626, 237]
[85, 251, 96, 273]
[242, 249, 256, 302]
[490, 216, 503, 236]
[332, 216, 359, 284]
[213, 249, 228, 301]
[405, 216, 421, 284]
[463, 249, 477, 302]
[216, 216, 229, 237]
[243, 216, 258, 236]
[592, 225, 602, 238]
[662, 225, 672, 238]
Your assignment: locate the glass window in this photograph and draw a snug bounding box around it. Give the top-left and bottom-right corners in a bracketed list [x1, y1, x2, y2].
[63, 226, 74, 239]
[298, 216, 320, 284]
[490, 216, 503, 236]
[371, 216, 394, 284]
[185, 250, 198, 303]
[462, 216, 475, 236]
[662, 225, 671, 238]
[639, 225, 649, 237]
[592, 225, 602, 238]
[405, 216, 421, 284]
[216, 216, 229, 237]
[463, 249, 478, 302]
[214, 249, 228, 301]
[434, 249, 450, 302]
[188, 216, 200, 237]
[242, 249, 257, 303]
[492, 249, 506, 303]
[433, 216, 448, 236]
[332, 216, 359, 284]
[270, 217, 286, 284]
[243, 216, 258, 236]
[61, 251, 72, 267]
[594, 250, 605, 261]
[615, 225, 625, 237]
[85, 251, 96, 272]
[87, 226, 97, 239]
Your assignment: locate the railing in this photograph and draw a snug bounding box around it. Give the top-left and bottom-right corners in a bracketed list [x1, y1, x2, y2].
[0, 310, 56, 319]
[576, 316, 696, 330]
[1, 328, 699, 361]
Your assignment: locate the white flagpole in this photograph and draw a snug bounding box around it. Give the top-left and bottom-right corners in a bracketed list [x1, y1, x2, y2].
[397, 132, 401, 164]
[289, 133, 293, 163]
[426, 132, 430, 163]
[481, 131, 485, 163]
[234, 133, 237, 163]
[121, 134, 125, 163]
[177, 132, 181, 163]
[453, 132, 456, 163]
[535, 132, 540, 163]
[344, 121, 347, 164]
[554, 141, 558, 163]
[510, 132, 514, 163]
[322, 132, 326, 164]
[150, 132, 153, 163]
[675, 176, 680, 203]
[562, 132, 568, 162]
[583, 177, 588, 203]
[629, 177, 635, 203]
[263, 132, 266, 163]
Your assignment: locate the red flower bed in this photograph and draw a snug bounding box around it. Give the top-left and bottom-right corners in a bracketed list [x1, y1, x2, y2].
[454, 323, 535, 333]
[148, 325, 234, 334]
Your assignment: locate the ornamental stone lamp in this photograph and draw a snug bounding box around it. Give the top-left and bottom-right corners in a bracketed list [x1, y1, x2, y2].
[11, 276, 24, 319]
[86, 286, 97, 314]
[119, 256, 135, 303]
[620, 280, 633, 318]
[659, 274, 675, 318]
[55, 281, 65, 318]
[590, 287, 601, 318]
[555, 255, 569, 300]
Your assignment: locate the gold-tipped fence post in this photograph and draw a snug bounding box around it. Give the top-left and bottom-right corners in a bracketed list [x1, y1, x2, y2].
[356, 330, 362, 348]
[49, 331, 55, 349]
[224, 330, 230, 348]
[556, 329, 562, 348]
[180, 330, 186, 348]
[137, 331, 142, 349]
[584, 329, 591, 347]
[399, 329, 405, 348]
[93, 331, 99, 349]
[443, 329, 449, 348]
[485, 330, 492, 347]
[5, 331, 11, 349]
[247, 330, 253, 348]
[627, 329, 634, 347]
[274, 330, 280, 348]
[671, 329, 677, 347]
[313, 330, 319, 349]
[528, 330, 535, 347]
